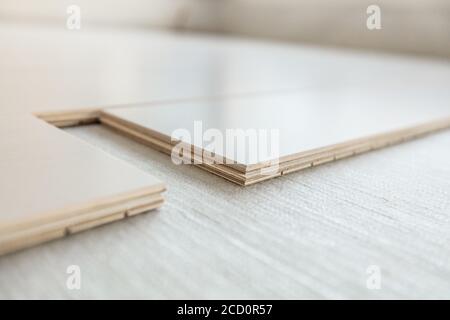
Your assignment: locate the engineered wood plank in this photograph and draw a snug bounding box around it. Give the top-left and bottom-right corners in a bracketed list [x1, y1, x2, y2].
[0, 114, 165, 255]
[101, 79, 450, 185]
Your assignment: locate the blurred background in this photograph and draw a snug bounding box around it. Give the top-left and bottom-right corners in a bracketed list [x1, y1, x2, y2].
[1, 0, 449, 59]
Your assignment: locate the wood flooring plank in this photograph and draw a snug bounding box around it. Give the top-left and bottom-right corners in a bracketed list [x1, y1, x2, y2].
[101, 90, 450, 185]
[0, 114, 165, 255]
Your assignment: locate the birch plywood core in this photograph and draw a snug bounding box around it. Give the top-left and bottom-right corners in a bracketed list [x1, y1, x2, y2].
[101, 81, 450, 185]
[0, 115, 165, 255]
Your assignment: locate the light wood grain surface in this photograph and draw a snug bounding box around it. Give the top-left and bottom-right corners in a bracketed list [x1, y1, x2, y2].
[0, 124, 448, 299]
